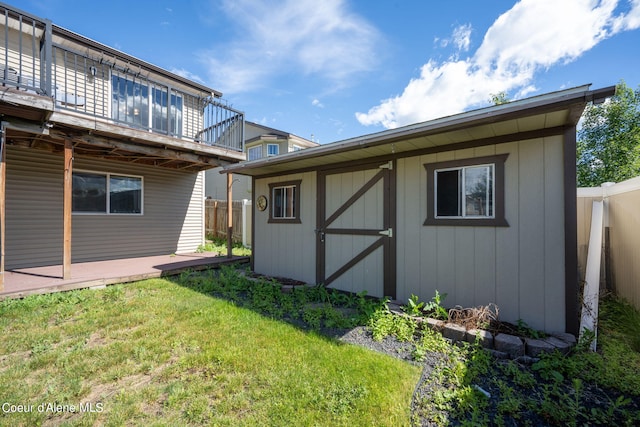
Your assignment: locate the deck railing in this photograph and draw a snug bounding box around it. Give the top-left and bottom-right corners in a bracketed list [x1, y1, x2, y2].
[0, 2, 243, 152]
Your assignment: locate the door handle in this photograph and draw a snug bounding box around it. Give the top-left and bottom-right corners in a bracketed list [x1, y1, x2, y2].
[315, 229, 325, 243]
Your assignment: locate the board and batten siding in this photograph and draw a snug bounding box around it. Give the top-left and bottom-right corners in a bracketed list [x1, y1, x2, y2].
[5, 145, 204, 269]
[396, 136, 566, 332]
[253, 172, 316, 284]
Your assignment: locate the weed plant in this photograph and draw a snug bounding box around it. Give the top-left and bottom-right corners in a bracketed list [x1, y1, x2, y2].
[196, 237, 251, 256]
[366, 293, 640, 426]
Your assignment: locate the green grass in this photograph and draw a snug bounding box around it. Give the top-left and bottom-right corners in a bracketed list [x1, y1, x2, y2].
[197, 237, 252, 257]
[0, 273, 420, 426]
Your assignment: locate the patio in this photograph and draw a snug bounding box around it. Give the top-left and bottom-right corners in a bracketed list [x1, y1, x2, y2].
[0, 253, 250, 300]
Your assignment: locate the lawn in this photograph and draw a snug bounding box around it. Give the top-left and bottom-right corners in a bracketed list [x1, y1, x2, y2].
[0, 269, 421, 426]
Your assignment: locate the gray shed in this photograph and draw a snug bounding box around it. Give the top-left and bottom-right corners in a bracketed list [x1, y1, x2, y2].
[223, 85, 615, 334]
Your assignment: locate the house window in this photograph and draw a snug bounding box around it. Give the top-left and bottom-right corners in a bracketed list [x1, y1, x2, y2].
[292, 145, 303, 152]
[248, 146, 262, 161]
[112, 75, 183, 135]
[112, 75, 149, 128]
[267, 144, 279, 157]
[152, 87, 183, 136]
[424, 154, 508, 226]
[73, 171, 143, 215]
[268, 180, 301, 223]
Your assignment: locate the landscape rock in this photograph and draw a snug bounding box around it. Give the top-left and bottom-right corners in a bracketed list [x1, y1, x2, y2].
[488, 349, 510, 359]
[543, 336, 573, 355]
[442, 322, 467, 342]
[425, 318, 444, 331]
[494, 333, 524, 358]
[550, 331, 577, 346]
[525, 338, 556, 357]
[465, 328, 494, 349]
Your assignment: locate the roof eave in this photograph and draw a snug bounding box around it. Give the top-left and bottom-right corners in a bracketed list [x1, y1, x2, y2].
[222, 85, 615, 176]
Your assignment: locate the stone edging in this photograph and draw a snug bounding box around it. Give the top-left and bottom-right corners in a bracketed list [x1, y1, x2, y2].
[387, 302, 576, 362]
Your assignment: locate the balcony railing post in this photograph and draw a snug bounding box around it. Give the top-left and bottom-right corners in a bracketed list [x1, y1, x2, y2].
[41, 18, 52, 96]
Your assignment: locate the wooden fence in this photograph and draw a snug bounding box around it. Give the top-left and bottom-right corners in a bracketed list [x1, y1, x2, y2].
[577, 176, 640, 310]
[205, 199, 252, 246]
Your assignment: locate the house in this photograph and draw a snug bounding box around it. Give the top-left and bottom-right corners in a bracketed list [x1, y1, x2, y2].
[223, 85, 615, 334]
[205, 121, 317, 200]
[0, 3, 245, 285]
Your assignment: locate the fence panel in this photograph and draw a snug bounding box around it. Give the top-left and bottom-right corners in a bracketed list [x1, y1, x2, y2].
[205, 199, 246, 244]
[577, 177, 640, 310]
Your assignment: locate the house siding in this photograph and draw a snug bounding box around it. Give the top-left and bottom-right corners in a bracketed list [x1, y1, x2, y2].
[5, 145, 203, 269]
[253, 172, 316, 284]
[396, 137, 566, 332]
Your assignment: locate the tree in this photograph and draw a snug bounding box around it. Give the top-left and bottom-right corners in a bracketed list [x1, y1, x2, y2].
[577, 81, 640, 187]
[489, 91, 509, 105]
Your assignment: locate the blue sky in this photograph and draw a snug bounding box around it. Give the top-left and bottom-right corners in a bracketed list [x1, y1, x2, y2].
[19, 0, 640, 144]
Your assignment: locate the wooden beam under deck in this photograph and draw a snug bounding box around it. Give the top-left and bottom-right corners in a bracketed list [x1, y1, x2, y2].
[63, 139, 73, 280]
[3, 118, 237, 171]
[227, 173, 233, 258]
[0, 122, 5, 288]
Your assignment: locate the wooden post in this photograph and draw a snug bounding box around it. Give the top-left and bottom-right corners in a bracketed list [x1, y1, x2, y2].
[63, 139, 73, 279]
[213, 200, 218, 239]
[0, 123, 5, 289]
[227, 173, 233, 258]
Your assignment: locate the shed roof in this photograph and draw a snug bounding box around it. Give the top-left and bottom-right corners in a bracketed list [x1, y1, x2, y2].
[223, 85, 615, 177]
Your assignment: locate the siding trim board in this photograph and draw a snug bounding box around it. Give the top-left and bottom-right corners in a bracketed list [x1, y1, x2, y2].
[563, 126, 580, 335]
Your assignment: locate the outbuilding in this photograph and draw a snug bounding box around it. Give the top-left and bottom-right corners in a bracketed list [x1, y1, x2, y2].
[223, 85, 615, 334]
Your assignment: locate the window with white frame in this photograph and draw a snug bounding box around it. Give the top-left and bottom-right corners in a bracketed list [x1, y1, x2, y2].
[435, 164, 494, 218]
[73, 171, 143, 215]
[267, 144, 279, 157]
[248, 146, 262, 161]
[268, 180, 301, 223]
[424, 154, 508, 226]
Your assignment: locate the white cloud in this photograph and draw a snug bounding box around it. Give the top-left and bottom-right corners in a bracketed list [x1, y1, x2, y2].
[312, 99, 324, 108]
[452, 24, 472, 52]
[357, 0, 640, 129]
[201, 0, 381, 94]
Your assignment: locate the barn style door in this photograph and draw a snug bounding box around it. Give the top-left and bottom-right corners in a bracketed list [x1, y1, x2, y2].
[316, 160, 396, 298]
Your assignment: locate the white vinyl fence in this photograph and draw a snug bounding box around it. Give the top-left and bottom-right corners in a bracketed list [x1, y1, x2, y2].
[577, 176, 640, 310]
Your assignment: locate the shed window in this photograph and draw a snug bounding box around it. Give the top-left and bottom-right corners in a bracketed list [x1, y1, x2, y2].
[73, 171, 143, 215]
[435, 165, 493, 218]
[268, 180, 301, 223]
[424, 155, 508, 226]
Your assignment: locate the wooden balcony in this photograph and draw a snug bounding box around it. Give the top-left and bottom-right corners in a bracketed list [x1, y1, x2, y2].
[0, 3, 245, 170]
